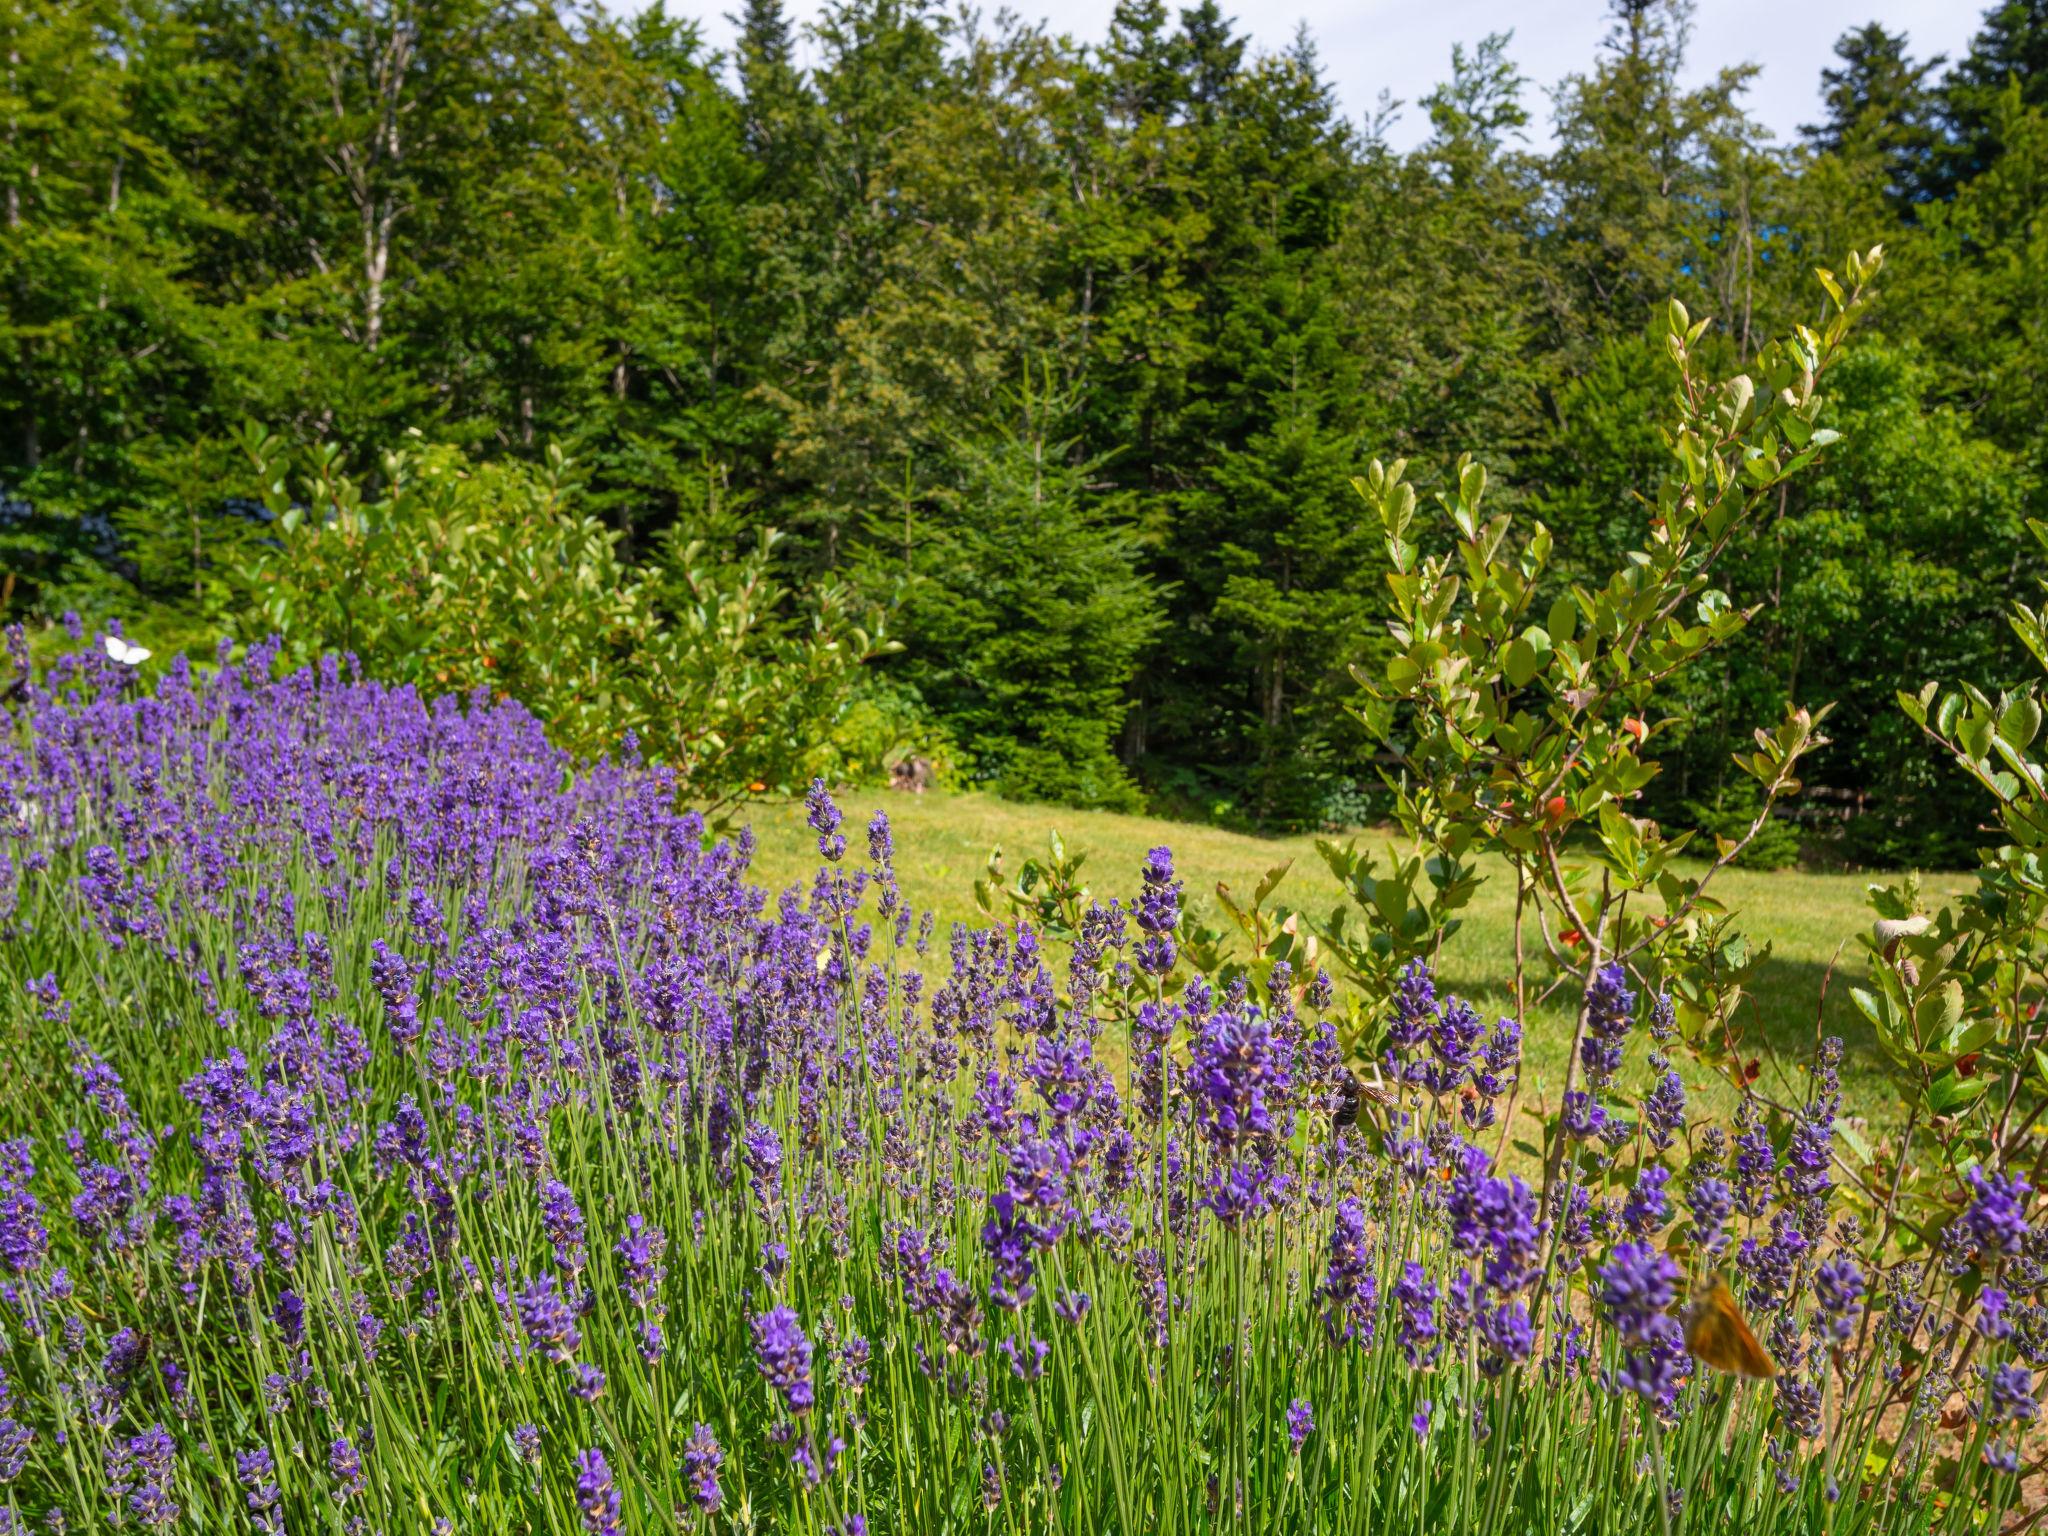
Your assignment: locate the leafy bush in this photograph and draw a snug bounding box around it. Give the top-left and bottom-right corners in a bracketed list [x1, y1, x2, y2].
[1677, 782, 1806, 872]
[228, 426, 897, 802]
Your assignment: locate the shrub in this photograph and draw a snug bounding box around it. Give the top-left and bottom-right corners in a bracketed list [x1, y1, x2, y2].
[226, 427, 897, 803]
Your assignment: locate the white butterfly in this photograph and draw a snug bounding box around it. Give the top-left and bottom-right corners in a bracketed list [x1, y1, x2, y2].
[103, 635, 152, 667]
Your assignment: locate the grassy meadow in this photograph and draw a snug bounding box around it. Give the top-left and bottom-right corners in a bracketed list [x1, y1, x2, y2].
[745, 789, 1975, 1133]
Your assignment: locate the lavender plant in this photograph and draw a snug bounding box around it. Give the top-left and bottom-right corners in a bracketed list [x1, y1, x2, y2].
[0, 627, 2036, 1535]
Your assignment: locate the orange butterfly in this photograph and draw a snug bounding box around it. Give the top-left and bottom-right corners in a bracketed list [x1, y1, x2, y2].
[1684, 1274, 1777, 1378]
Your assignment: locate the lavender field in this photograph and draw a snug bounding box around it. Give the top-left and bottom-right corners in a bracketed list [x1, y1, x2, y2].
[0, 631, 2037, 1535]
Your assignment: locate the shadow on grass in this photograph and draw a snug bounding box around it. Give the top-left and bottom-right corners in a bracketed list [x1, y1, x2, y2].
[1431, 951, 1900, 1122]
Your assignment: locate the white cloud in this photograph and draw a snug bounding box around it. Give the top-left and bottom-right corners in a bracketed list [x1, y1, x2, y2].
[683, 0, 1985, 152]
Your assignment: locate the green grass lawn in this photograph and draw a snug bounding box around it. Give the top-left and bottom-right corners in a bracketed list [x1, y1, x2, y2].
[741, 789, 1972, 1136]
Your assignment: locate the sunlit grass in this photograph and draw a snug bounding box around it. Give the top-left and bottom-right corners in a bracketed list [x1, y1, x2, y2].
[745, 789, 1972, 1131]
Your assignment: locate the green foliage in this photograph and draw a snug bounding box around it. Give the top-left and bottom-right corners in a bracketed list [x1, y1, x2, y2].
[1349, 255, 1881, 1094]
[1676, 780, 1805, 871]
[1837, 511, 2048, 1244]
[883, 381, 1160, 813]
[229, 425, 895, 801]
[3, 0, 2048, 846]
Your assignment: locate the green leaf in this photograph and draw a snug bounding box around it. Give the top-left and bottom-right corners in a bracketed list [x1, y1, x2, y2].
[1547, 593, 1578, 644]
[1999, 694, 2042, 750]
[1935, 692, 1964, 738]
[1913, 980, 1964, 1046]
[1253, 861, 1294, 908]
[1927, 1071, 1988, 1116]
[1459, 459, 1487, 508]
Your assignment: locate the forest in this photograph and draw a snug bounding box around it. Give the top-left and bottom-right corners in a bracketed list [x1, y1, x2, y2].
[3, 0, 2044, 859]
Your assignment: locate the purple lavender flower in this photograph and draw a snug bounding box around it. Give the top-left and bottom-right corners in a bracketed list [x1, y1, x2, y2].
[1561, 1090, 1607, 1142]
[1306, 969, 1334, 1011]
[1286, 1398, 1314, 1452]
[0, 1416, 31, 1482]
[1479, 1299, 1535, 1373]
[637, 1319, 666, 1366]
[744, 1120, 783, 1202]
[1686, 1172, 1733, 1258]
[1133, 846, 1182, 977]
[984, 1190, 1057, 1307]
[516, 1274, 582, 1361]
[999, 1335, 1050, 1380]
[575, 1448, 623, 1536]
[235, 1446, 282, 1533]
[1320, 1198, 1380, 1344]
[805, 778, 846, 862]
[1979, 1288, 2014, 1342]
[0, 1140, 47, 1275]
[13, 627, 2019, 1532]
[1579, 963, 1635, 1090]
[1986, 1362, 2038, 1425]
[1187, 1009, 1290, 1148]
[1648, 991, 1677, 1042]
[1733, 1100, 1776, 1218]
[328, 1436, 365, 1500]
[1598, 1242, 1686, 1405]
[1814, 1255, 1864, 1342]
[838, 1334, 872, 1394]
[1422, 997, 1486, 1095]
[1386, 959, 1437, 1065]
[616, 1214, 667, 1310]
[368, 939, 421, 1049]
[752, 1306, 814, 1414]
[684, 1423, 724, 1511]
[273, 1289, 306, 1347]
[1466, 1016, 1521, 1129]
[1777, 1375, 1824, 1440]
[106, 1425, 178, 1528]
[1738, 1209, 1811, 1311]
[1395, 1261, 1440, 1368]
[1962, 1168, 2032, 1258]
[539, 1178, 586, 1271]
[1643, 1070, 1686, 1152]
[1623, 1166, 1672, 1239]
[1784, 1050, 1838, 1207]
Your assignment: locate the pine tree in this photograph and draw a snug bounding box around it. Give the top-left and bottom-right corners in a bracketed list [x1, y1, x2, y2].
[894, 373, 1161, 810]
[1545, 0, 1773, 358]
[1933, 0, 2048, 195]
[1801, 23, 1944, 217]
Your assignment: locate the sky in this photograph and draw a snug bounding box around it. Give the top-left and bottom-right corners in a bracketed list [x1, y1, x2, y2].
[682, 0, 1986, 153]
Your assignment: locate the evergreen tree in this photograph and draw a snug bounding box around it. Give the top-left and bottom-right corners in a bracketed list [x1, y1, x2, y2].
[1801, 23, 1944, 217]
[1934, 0, 2048, 195]
[1158, 40, 1375, 824]
[1544, 0, 1772, 359]
[893, 374, 1161, 810]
